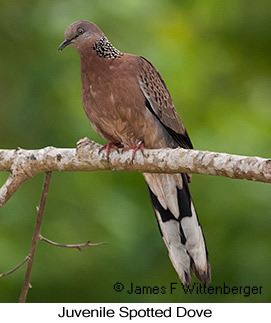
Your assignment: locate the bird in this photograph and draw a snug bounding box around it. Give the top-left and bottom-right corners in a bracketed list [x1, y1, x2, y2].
[58, 20, 211, 286]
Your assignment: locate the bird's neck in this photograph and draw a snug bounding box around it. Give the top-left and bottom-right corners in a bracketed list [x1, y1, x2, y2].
[92, 36, 123, 59]
[79, 36, 123, 88]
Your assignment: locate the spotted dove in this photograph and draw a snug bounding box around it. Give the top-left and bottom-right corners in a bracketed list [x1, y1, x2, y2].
[59, 20, 211, 286]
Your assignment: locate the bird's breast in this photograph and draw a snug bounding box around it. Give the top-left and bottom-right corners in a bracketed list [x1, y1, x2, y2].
[81, 60, 167, 148]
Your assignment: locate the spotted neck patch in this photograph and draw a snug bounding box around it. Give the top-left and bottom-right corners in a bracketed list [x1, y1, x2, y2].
[93, 36, 123, 59]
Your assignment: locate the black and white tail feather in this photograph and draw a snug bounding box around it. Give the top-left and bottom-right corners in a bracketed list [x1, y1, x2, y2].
[144, 172, 211, 286]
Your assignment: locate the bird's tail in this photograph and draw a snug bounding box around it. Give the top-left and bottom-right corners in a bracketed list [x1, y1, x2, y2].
[143, 172, 211, 286]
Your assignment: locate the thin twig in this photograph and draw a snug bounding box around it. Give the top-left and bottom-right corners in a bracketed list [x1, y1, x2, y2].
[39, 234, 106, 251]
[19, 172, 52, 303]
[0, 255, 30, 278]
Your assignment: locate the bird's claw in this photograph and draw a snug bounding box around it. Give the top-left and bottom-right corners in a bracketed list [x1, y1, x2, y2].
[123, 141, 144, 162]
[99, 142, 123, 160]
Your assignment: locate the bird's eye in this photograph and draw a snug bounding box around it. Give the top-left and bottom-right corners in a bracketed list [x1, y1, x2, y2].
[77, 27, 85, 35]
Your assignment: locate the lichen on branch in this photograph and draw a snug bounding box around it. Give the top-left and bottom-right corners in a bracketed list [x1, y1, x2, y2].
[0, 137, 270, 209]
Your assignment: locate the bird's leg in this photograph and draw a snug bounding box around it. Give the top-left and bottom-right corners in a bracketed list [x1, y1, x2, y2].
[99, 142, 124, 160]
[124, 140, 145, 161]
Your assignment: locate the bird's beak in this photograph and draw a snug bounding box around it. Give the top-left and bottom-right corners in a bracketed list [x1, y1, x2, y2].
[58, 39, 72, 51]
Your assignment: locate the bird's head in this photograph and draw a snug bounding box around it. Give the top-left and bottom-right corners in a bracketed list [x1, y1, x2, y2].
[58, 20, 103, 52]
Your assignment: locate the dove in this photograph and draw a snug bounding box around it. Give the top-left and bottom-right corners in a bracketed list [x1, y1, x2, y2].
[59, 20, 211, 286]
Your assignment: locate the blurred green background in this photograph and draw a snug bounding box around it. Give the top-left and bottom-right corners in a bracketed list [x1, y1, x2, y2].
[0, 0, 270, 303]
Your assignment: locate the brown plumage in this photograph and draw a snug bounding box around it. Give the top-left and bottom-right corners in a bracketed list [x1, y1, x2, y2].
[59, 20, 211, 286]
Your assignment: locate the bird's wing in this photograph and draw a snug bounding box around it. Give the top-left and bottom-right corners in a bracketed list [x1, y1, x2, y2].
[138, 56, 193, 149]
[137, 56, 210, 285]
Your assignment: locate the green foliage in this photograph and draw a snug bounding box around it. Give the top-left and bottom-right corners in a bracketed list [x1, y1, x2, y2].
[0, 0, 270, 302]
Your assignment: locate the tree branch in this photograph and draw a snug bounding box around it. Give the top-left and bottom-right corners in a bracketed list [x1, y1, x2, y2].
[39, 234, 106, 250]
[0, 138, 270, 209]
[0, 171, 30, 209]
[0, 255, 30, 278]
[19, 172, 52, 303]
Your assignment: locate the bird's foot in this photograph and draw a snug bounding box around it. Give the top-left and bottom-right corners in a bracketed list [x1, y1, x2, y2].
[124, 141, 144, 161]
[99, 142, 124, 160]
